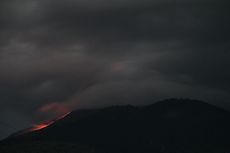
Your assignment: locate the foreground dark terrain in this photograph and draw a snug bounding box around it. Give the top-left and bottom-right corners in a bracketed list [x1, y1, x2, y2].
[1, 99, 230, 153]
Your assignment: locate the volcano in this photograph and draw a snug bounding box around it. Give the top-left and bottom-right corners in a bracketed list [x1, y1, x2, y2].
[29, 112, 71, 132]
[5, 112, 72, 138]
[1, 99, 230, 153]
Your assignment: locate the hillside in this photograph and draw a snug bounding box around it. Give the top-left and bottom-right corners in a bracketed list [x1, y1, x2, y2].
[1, 99, 230, 153]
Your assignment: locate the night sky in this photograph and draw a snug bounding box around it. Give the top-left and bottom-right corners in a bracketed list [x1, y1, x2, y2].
[0, 0, 230, 139]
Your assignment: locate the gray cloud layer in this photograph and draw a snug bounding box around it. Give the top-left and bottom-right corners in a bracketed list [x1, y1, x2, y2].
[0, 0, 230, 139]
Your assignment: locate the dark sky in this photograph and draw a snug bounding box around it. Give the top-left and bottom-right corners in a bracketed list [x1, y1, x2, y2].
[0, 0, 230, 139]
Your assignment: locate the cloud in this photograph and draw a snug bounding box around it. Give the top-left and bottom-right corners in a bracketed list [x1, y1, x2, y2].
[0, 0, 230, 139]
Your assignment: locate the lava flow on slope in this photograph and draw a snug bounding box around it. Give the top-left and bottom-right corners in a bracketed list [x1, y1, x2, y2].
[29, 112, 71, 132]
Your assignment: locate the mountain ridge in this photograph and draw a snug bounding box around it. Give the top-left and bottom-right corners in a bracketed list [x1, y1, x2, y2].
[1, 98, 230, 153]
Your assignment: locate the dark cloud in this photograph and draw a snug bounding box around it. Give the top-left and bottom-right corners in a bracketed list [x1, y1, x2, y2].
[0, 0, 230, 139]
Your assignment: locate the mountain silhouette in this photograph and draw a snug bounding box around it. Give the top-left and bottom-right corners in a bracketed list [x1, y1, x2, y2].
[1, 99, 230, 153]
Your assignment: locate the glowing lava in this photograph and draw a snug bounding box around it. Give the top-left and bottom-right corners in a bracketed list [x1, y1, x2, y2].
[29, 102, 72, 132]
[58, 112, 71, 120]
[33, 124, 49, 130]
[29, 112, 71, 132]
[30, 121, 54, 132]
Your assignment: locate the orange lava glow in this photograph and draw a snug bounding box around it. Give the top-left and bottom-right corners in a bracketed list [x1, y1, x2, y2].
[57, 112, 71, 120]
[29, 112, 71, 132]
[28, 102, 72, 133]
[30, 123, 53, 131]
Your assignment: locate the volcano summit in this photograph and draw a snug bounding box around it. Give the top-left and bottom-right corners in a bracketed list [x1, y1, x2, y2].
[1, 99, 230, 153]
